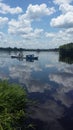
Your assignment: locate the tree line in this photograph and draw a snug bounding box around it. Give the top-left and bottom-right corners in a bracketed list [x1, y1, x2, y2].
[59, 43, 73, 64]
[59, 43, 73, 57]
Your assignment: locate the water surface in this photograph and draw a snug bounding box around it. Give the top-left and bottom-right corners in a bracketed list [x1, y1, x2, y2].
[0, 51, 73, 130]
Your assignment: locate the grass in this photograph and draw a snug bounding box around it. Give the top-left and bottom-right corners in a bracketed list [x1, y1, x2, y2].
[0, 80, 28, 130]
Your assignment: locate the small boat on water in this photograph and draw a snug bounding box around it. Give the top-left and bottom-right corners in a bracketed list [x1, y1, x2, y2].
[26, 54, 38, 60]
[11, 54, 38, 60]
[11, 56, 25, 59]
[11, 52, 24, 59]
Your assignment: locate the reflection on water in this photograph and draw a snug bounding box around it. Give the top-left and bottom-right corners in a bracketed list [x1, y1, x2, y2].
[59, 54, 73, 64]
[0, 51, 73, 130]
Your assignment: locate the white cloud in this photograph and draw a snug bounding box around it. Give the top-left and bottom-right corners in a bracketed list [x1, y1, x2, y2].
[66, 27, 73, 33]
[45, 28, 73, 48]
[8, 11, 44, 41]
[49, 20, 73, 48]
[0, 32, 11, 47]
[59, 3, 73, 13]
[54, 0, 73, 5]
[22, 28, 43, 40]
[51, 0, 73, 28]
[8, 3, 55, 41]
[0, 2, 23, 14]
[25, 3, 55, 21]
[8, 18, 32, 35]
[45, 32, 55, 38]
[0, 32, 4, 40]
[0, 17, 8, 27]
[0, 3, 56, 48]
[50, 12, 73, 28]
[46, 29, 72, 40]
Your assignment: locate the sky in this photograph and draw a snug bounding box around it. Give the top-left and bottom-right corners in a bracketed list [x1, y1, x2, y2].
[0, 0, 73, 49]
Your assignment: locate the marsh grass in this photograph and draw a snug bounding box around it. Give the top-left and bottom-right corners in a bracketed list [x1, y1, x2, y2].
[0, 80, 28, 130]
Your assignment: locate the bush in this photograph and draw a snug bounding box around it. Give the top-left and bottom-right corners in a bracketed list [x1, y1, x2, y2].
[0, 80, 28, 130]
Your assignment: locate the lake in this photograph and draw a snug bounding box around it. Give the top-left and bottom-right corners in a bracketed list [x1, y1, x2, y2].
[0, 51, 73, 130]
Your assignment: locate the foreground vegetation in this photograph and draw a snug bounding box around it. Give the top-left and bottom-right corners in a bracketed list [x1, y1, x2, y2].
[0, 80, 33, 130]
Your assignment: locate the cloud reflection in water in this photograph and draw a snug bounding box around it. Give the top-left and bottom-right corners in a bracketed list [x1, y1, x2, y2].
[0, 51, 73, 130]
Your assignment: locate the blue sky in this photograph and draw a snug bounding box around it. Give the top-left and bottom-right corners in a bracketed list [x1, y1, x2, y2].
[0, 0, 73, 48]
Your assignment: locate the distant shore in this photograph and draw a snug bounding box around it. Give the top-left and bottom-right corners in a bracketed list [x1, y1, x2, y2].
[0, 47, 59, 52]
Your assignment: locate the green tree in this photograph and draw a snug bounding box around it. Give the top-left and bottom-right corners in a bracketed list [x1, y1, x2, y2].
[59, 43, 73, 57]
[59, 43, 73, 64]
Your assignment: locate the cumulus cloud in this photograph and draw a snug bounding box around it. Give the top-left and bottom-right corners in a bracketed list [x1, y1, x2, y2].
[45, 28, 73, 47]
[50, 12, 73, 28]
[0, 32, 4, 40]
[59, 3, 73, 13]
[0, 32, 8, 45]
[45, 32, 55, 38]
[21, 28, 43, 40]
[51, 0, 73, 28]
[66, 27, 73, 33]
[6, 3, 55, 45]
[8, 9, 44, 40]
[0, 2, 23, 14]
[8, 18, 44, 40]
[0, 17, 8, 27]
[54, 0, 73, 5]
[8, 18, 32, 35]
[25, 3, 55, 21]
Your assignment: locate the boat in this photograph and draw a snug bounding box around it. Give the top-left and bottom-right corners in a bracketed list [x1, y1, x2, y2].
[11, 54, 38, 61]
[26, 54, 38, 60]
[11, 56, 25, 59]
[11, 52, 24, 59]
